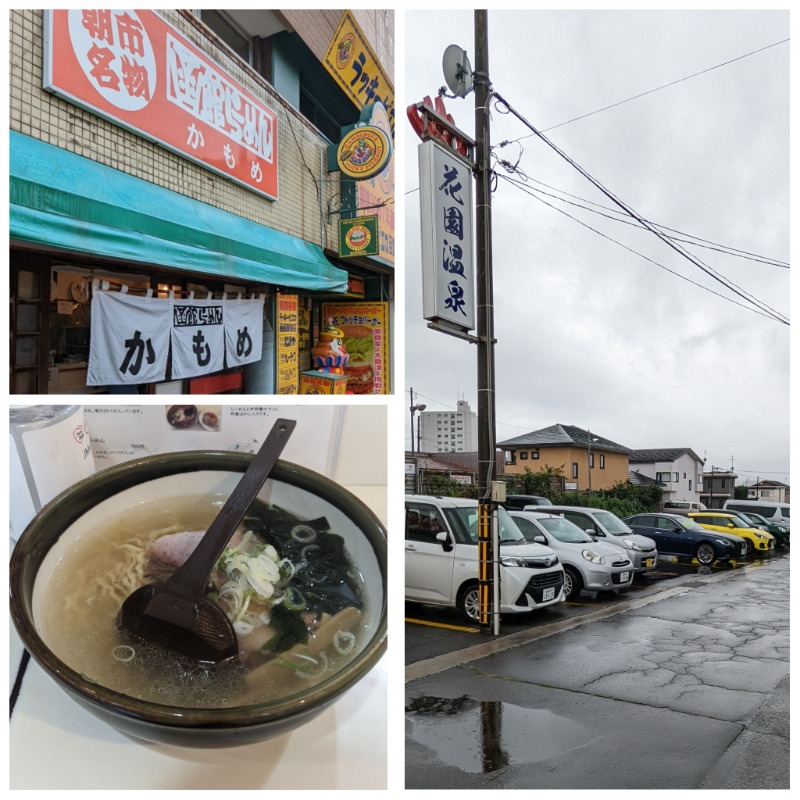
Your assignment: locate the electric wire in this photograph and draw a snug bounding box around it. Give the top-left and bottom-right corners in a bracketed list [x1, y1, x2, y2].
[492, 90, 789, 325]
[499, 38, 789, 144]
[497, 172, 784, 324]
[491, 161, 789, 269]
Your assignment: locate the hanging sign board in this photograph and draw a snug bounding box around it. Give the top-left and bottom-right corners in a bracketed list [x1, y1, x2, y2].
[336, 125, 392, 181]
[43, 10, 279, 200]
[87, 290, 264, 385]
[339, 216, 379, 257]
[419, 139, 475, 332]
[276, 293, 300, 394]
[322, 11, 394, 134]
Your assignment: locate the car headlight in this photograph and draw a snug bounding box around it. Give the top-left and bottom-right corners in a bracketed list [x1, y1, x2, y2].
[499, 556, 528, 568]
[581, 549, 606, 565]
[622, 539, 642, 551]
[715, 539, 731, 547]
[755, 533, 767, 540]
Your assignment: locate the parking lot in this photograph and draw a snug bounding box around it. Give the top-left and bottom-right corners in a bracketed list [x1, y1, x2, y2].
[405, 549, 789, 789]
[406, 551, 777, 666]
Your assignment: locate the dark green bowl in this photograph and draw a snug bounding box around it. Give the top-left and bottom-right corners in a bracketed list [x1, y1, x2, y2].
[9, 451, 387, 748]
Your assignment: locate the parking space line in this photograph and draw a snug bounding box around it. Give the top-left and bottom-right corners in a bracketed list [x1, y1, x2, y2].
[406, 618, 480, 633]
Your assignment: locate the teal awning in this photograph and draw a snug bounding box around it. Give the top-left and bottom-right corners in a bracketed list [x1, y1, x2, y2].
[9, 130, 348, 293]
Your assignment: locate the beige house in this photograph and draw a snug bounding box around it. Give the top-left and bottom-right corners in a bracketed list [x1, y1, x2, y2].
[499, 424, 630, 493]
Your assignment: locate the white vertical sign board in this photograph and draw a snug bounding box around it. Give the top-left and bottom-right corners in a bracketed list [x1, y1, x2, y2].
[419, 139, 475, 331]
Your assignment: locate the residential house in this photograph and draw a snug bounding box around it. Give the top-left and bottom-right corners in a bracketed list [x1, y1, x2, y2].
[498, 424, 630, 493]
[701, 470, 738, 509]
[747, 480, 790, 503]
[629, 448, 705, 505]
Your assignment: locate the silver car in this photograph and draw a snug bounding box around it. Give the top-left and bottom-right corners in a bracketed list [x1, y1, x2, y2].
[509, 511, 634, 602]
[538, 505, 658, 573]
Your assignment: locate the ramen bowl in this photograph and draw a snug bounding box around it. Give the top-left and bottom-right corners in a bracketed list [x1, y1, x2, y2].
[9, 451, 387, 748]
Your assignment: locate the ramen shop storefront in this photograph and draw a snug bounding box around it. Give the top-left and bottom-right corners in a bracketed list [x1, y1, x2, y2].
[9, 132, 349, 395]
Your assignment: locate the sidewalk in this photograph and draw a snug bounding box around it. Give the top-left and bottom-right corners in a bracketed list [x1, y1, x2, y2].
[405, 556, 790, 789]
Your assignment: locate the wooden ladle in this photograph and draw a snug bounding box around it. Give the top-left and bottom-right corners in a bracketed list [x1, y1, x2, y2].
[118, 418, 296, 664]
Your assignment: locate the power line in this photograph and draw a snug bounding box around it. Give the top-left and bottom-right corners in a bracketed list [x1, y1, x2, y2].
[492, 90, 789, 325]
[499, 38, 789, 144]
[497, 172, 786, 323]
[491, 164, 789, 269]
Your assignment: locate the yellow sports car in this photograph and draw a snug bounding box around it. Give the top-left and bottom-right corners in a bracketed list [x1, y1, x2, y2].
[688, 512, 775, 555]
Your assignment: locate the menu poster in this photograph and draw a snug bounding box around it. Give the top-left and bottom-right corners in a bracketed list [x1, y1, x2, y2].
[276, 293, 299, 394]
[84, 406, 343, 477]
[322, 301, 389, 394]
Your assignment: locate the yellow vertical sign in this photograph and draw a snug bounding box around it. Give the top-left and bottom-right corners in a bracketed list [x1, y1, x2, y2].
[276, 293, 299, 394]
[322, 11, 394, 133]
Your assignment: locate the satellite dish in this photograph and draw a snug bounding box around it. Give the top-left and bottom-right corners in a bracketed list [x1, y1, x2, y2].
[442, 44, 473, 98]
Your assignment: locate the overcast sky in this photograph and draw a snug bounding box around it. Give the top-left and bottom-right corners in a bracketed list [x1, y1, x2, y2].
[402, 9, 790, 485]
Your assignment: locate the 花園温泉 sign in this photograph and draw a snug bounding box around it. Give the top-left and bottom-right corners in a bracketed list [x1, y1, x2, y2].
[418, 139, 475, 332]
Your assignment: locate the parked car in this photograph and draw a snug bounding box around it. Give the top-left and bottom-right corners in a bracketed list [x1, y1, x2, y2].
[501, 494, 553, 510]
[737, 511, 789, 547]
[722, 499, 790, 532]
[623, 512, 747, 564]
[716, 508, 790, 547]
[509, 511, 634, 601]
[405, 495, 565, 622]
[662, 500, 707, 516]
[541, 506, 658, 574]
[688, 511, 775, 555]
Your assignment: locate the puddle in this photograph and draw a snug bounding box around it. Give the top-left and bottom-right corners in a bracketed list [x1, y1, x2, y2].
[406, 695, 595, 773]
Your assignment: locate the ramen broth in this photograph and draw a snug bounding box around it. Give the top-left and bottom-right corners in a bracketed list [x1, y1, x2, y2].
[40, 496, 368, 708]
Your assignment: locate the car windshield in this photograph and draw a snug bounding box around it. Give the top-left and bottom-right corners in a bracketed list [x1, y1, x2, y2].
[680, 518, 707, 531]
[594, 510, 632, 535]
[725, 516, 749, 529]
[537, 516, 593, 543]
[444, 506, 526, 545]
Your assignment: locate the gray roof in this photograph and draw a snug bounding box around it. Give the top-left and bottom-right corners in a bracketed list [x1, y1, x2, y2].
[498, 424, 630, 455]
[628, 470, 665, 486]
[630, 448, 704, 464]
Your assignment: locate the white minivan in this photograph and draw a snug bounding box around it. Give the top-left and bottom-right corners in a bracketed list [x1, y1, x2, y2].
[405, 495, 565, 622]
[723, 499, 790, 530]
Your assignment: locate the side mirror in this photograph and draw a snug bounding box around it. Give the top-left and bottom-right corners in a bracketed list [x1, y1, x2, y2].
[673, 526, 683, 533]
[533, 534, 547, 545]
[586, 527, 601, 537]
[435, 530, 454, 552]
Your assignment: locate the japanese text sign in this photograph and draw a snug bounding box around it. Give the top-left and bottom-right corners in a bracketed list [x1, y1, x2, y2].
[276, 294, 300, 394]
[322, 11, 394, 135]
[418, 140, 475, 331]
[322, 302, 389, 394]
[170, 299, 225, 379]
[87, 291, 171, 385]
[43, 10, 279, 199]
[87, 292, 264, 385]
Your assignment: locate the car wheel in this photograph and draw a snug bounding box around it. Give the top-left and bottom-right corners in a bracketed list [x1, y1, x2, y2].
[563, 566, 582, 601]
[744, 538, 754, 556]
[457, 581, 481, 623]
[695, 543, 716, 565]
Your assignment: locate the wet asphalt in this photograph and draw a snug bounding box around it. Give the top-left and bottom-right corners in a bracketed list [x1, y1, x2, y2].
[405, 554, 790, 789]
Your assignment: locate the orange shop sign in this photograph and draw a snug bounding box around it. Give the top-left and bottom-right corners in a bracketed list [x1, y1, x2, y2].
[43, 10, 279, 200]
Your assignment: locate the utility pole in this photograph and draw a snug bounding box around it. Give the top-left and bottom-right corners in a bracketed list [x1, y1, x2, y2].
[474, 9, 498, 635]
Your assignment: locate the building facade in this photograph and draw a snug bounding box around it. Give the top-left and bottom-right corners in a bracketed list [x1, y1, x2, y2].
[629, 448, 705, 505]
[9, 9, 394, 395]
[417, 400, 478, 453]
[700, 470, 738, 509]
[499, 424, 630, 493]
